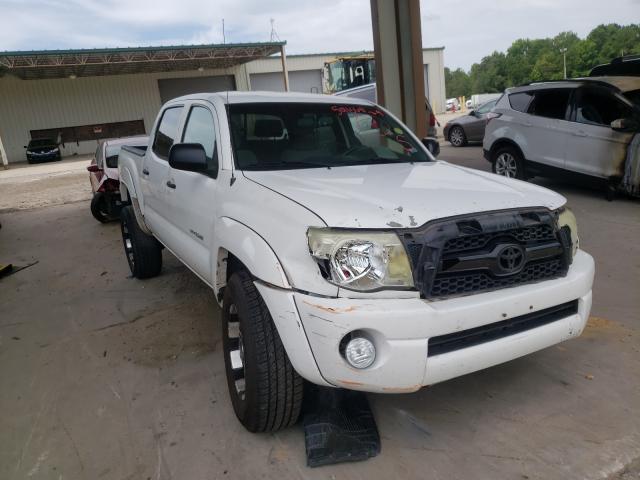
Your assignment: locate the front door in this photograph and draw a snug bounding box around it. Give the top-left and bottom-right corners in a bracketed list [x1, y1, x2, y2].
[564, 87, 635, 178]
[165, 103, 220, 282]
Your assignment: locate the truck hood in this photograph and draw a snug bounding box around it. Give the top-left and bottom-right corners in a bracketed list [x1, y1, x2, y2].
[242, 161, 566, 229]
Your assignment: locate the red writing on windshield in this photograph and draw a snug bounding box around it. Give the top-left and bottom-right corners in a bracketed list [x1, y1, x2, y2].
[330, 105, 385, 117]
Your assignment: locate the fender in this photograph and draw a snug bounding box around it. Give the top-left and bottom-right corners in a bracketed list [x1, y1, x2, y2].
[119, 167, 153, 235]
[213, 217, 291, 298]
[119, 166, 137, 200]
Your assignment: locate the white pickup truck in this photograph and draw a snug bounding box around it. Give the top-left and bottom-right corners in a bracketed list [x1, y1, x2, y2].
[118, 91, 595, 433]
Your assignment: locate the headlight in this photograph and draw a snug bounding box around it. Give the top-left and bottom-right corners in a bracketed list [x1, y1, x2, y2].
[556, 206, 579, 257]
[307, 228, 414, 291]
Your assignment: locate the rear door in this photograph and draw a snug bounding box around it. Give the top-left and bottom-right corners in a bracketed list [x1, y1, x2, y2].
[564, 87, 635, 178]
[165, 102, 220, 282]
[521, 88, 573, 169]
[141, 105, 184, 241]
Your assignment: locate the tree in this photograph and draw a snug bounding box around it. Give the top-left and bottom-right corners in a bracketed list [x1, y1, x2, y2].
[445, 23, 640, 95]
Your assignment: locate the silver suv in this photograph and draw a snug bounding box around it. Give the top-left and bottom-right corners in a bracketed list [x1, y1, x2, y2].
[483, 77, 640, 196]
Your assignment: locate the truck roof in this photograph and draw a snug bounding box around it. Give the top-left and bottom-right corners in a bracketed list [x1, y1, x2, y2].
[167, 90, 376, 106]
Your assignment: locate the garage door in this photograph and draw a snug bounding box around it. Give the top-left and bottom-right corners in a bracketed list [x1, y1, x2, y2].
[250, 69, 323, 93]
[158, 76, 236, 103]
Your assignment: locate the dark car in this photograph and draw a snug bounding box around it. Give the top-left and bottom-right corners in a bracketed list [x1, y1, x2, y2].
[24, 138, 61, 163]
[443, 99, 499, 147]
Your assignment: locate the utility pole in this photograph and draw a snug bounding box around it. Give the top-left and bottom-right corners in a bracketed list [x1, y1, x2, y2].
[560, 48, 567, 79]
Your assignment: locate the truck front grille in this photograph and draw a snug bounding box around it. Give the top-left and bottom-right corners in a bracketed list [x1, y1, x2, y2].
[397, 209, 572, 300]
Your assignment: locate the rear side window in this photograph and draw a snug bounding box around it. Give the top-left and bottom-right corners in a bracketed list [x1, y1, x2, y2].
[152, 107, 183, 160]
[508, 92, 534, 112]
[182, 106, 218, 176]
[528, 89, 571, 120]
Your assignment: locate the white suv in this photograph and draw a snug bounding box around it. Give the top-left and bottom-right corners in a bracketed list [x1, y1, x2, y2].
[483, 77, 640, 196]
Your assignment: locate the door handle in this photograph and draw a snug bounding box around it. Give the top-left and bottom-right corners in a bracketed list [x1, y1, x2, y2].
[142, 168, 149, 175]
[166, 180, 176, 189]
[523, 122, 533, 127]
[574, 131, 587, 137]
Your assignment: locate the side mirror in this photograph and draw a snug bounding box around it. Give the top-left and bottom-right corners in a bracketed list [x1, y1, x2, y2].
[468, 110, 476, 116]
[87, 164, 101, 173]
[611, 118, 639, 132]
[422, 137, 440, 158]
[169, 143, 208, 173]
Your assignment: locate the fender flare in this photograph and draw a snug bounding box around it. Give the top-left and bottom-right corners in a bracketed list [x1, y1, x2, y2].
[214, 217, 291, 296]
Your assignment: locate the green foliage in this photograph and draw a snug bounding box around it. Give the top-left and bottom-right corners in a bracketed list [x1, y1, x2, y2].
[445, 23, 640, 98]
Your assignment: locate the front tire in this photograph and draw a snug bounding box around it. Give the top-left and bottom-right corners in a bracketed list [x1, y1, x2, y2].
[491, 146, 526, 179]
[120, 205, 162, 278]
[222, 270, 303, 432]
[448, 126, 467, 147]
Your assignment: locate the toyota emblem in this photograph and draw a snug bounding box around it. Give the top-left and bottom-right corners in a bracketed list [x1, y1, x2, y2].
[497, 245, 525, 274]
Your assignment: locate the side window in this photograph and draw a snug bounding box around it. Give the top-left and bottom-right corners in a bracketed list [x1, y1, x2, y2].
[182, 106, 218, 175]
[509, 92, 534, 113]
[527, 89, 571, 120]
[152, 107, 182, 160]
[95, 144, 103, 168]
[575, 89, 634, 127]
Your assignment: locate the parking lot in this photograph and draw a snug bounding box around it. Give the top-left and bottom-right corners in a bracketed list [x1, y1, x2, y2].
[1, 145, 639, 479]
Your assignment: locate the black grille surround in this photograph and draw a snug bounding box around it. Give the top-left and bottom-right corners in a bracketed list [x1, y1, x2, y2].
[397, 208, 572, 300]
[427, 300, 579, 356]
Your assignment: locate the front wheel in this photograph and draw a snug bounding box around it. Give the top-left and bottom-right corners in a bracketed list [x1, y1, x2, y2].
[222, 270, 303, 432]
[491, 146, 526, 179]
[120, 205, 162, 278]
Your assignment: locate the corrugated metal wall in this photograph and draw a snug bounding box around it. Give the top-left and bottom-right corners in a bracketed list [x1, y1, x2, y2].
[0, 67, 244, 163]
[0, 49, 445, 163]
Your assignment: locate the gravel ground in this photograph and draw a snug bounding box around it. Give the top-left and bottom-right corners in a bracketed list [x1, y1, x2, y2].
[0, 156, 93, 213]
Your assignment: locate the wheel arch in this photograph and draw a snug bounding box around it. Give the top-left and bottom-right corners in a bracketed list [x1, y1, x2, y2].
[489, 138, 526, 162]
[213, 217, 291, 304]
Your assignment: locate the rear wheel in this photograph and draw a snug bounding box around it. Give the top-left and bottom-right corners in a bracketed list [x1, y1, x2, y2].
[448, 126, 467, 147]
[90, 193, 111, 223]
[222, 270, 303, 432]
[120, 205, 162, 278]
[492, 146, 526, 180]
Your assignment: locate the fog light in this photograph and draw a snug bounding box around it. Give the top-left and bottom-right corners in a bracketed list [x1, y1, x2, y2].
[344, 336, 376, 369]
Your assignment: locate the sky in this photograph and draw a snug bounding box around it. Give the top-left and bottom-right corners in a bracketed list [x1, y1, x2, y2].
[0, 0, 638, 70]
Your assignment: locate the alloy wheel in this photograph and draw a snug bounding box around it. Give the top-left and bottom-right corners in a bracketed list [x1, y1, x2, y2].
[450, 127, 465, 147]
[226, 303, 246, 401]
[495, 152, 518, 178]
[121, 220, 135, 270]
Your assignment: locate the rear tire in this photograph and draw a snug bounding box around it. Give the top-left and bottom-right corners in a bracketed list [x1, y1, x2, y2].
[491, 145, 526, 180]
[448, 126, 467, 147]
[120, 205, 162, 279]
[222, 270, 303, 432]
[90, 193, 112, 223]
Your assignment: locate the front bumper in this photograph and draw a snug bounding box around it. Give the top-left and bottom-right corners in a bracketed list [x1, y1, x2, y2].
[256, 250, 594, 393]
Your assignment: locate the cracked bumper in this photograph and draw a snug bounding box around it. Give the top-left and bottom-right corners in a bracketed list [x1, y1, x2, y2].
[257, 250, 594, 393]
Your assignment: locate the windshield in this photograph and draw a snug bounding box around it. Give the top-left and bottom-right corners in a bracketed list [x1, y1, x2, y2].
[229, 102, 430, 171]
[29, 139, 55, 147]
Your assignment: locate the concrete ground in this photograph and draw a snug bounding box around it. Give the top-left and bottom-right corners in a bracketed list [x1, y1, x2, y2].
[1, 146, 639, 479]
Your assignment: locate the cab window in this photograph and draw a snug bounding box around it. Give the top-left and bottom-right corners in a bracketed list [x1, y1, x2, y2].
[152, 106, 183, 160]
[181, 106, 218, 176]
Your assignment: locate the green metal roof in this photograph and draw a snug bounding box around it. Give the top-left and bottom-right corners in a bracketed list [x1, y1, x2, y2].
[0, 42, 286, 80]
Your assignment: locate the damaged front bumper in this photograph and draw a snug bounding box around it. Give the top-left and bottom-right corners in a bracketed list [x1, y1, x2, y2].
[256, 250, 594, 393]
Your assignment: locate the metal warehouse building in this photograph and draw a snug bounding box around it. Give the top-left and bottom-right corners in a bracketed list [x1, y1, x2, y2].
[0, 42, 445, 165]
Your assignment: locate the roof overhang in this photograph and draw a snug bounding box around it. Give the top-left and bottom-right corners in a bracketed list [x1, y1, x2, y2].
[0, 42, 285, 80]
